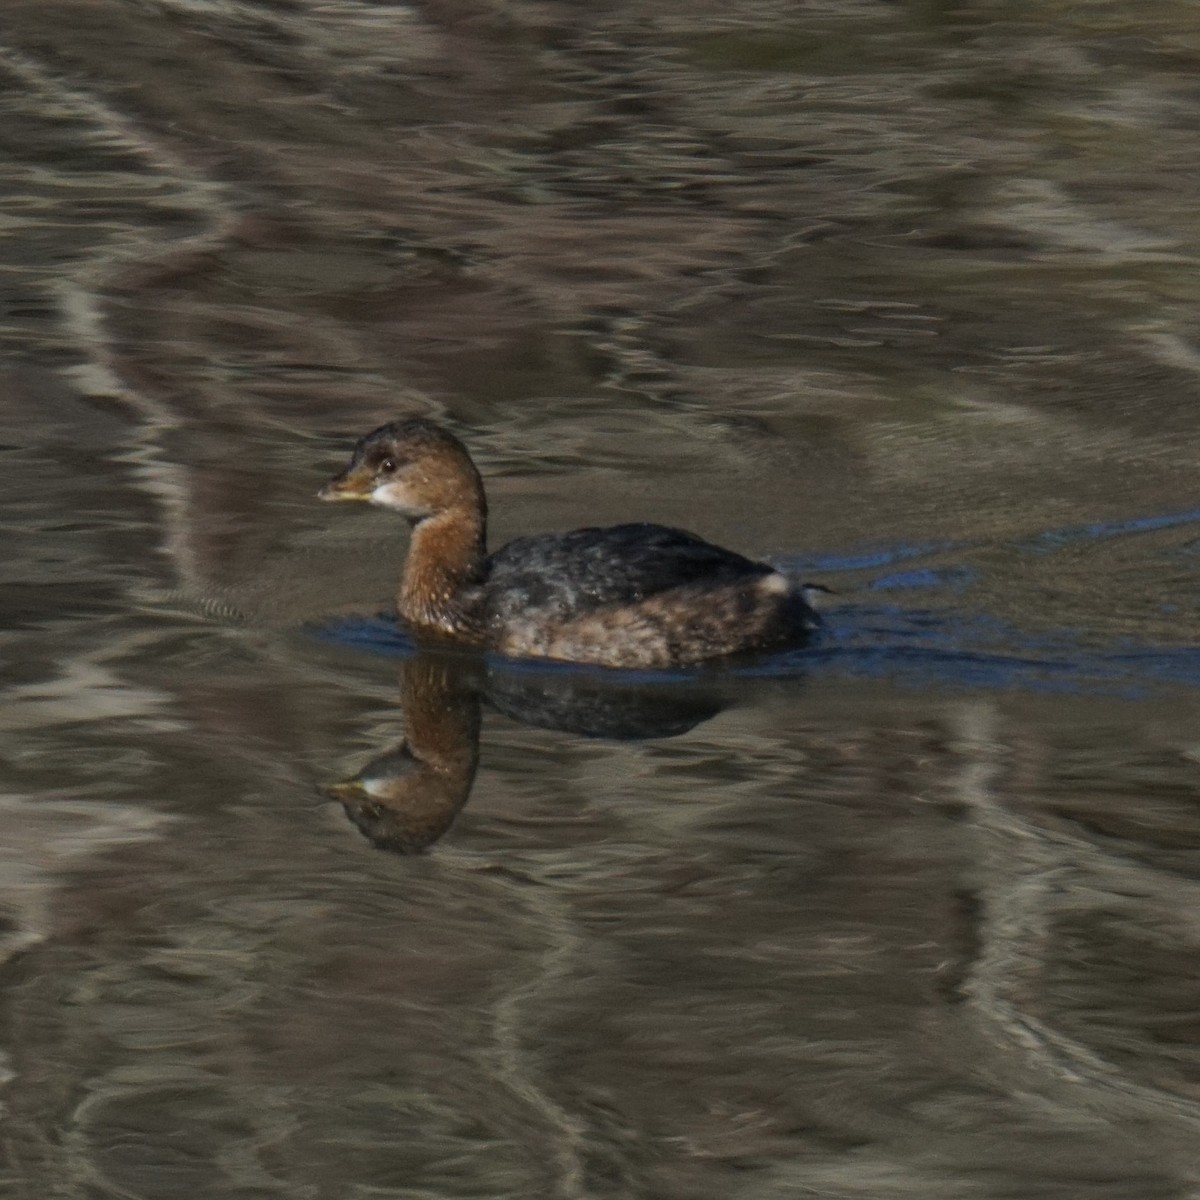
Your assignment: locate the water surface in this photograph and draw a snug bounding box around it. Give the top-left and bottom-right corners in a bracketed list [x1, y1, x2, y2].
[4, 1, 1200, 1197]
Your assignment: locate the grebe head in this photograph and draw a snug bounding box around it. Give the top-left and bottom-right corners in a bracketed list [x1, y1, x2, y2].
[318, 418, 484, 523]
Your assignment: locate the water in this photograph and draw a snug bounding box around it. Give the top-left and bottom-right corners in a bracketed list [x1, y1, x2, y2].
[5, 1, 1200, 1195]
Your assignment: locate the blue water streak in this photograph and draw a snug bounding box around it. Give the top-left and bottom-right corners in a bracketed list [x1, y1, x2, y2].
[305, 507, 1200, 700]
[1022, 508, 1200, 553]
[305, 605, 1197, 700]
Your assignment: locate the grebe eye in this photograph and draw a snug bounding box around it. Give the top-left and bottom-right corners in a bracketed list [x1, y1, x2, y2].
[379, 458, 397, 475]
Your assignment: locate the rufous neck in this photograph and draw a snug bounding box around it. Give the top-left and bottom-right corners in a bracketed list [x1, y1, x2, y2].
[398, 505, 487, 637]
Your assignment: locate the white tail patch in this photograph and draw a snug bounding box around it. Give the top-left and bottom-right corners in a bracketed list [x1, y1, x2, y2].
[759, 571, 792, 597]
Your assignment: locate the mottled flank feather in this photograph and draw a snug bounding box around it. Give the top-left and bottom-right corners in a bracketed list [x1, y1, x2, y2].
[491, 571, 815, 668]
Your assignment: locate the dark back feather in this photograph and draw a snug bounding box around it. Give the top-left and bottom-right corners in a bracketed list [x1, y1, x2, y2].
[479, 522, 773, 627]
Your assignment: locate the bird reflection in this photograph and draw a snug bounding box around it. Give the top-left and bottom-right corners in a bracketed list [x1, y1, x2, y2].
[328, 653, 727, 853]
[484, 666, 724, 740]
[329, 655, 481, 854]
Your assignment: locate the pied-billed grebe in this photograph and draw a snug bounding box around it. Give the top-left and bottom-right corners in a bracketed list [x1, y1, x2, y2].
[319, 419, 819, 668]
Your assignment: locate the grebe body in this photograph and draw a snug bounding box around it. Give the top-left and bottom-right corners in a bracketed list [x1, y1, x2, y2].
[320, 419, 818, 669]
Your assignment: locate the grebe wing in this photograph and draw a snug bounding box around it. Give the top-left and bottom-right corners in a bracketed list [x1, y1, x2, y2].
[480, 522, 774, 625]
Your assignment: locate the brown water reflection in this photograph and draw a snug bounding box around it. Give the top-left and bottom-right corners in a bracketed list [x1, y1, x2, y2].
[5, 0, 1200, 1196]
[330, 654, 482, 854]
[329, 652, 729, 852]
